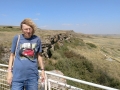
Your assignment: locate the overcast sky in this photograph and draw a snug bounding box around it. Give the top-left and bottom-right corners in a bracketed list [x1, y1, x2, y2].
[0, 0, 120, 34]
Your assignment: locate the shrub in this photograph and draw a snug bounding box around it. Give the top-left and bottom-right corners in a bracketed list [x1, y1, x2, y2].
[51, 51, 61, 60]
[86, 43, 97, 48]
[101, 48, 108, 54]
[54, 43, 59, 50]
[0, 44, 4, 58]
[64, 51, 75, 58]
[6, 26, 13, 28]
[0, 44, 6, 64]
[82, 60, 94, 73]
[118, 49, 120, 51]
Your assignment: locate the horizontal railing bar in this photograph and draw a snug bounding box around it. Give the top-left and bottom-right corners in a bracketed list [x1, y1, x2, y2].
[48, 79, 83, 90]
[0, 79, 7, 82]
[0, 64, 9, 67]
[0, 87, 10, 90]
[0, 69, 8, 72]
[0, 82, 10, 87]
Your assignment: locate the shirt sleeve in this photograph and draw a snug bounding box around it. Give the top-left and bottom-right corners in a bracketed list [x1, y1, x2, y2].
[11, 35, 18, 53]
[37, 38, 42, 53]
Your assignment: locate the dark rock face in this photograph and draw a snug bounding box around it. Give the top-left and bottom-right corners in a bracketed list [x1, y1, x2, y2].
[41, 33, 72, 58]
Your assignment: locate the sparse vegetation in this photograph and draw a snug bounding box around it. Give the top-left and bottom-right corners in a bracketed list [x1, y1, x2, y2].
[0, 44, 7, 64]
[0, 26, 120, 89]
[4, 26, 13, 28]
[86, 42, 97, 48]
[46, 38, 120, 89]
[0, 44, 4, 59]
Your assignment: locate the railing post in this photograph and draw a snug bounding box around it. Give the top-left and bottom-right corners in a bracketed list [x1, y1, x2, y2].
[45, 72, 47, 90]
[48, 80, 51, 90]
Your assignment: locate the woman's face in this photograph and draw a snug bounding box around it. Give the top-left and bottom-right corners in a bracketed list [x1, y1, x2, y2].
[21, 24, 33, 38]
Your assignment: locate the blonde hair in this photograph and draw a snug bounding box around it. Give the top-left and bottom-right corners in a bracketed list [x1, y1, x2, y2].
[20, 18, 37, 34]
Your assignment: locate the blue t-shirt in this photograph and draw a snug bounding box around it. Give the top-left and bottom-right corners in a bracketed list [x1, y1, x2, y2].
[11, 34, 42, 81]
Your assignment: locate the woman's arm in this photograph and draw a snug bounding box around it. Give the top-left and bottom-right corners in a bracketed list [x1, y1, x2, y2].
[7, 53, 15, 85]
[8, 53, 15, 70]
[37, 53, 45, 81]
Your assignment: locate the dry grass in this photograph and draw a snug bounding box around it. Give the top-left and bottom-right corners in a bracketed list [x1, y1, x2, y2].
[0, 27, 120, 81]
[74, 35, 120, 80]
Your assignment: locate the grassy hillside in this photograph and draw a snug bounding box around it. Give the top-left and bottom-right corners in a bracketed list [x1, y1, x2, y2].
[0, 26, 120, 89]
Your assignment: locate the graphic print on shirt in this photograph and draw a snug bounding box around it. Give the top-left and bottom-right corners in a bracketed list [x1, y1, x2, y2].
[19, 43, 37, 60]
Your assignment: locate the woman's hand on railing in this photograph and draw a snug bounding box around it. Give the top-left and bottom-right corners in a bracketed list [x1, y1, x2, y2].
[7, 71, 13, 85]
[41, 70, 45, 82]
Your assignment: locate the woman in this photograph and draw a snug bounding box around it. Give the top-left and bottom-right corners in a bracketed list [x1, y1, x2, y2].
[7, 18, 45, 90]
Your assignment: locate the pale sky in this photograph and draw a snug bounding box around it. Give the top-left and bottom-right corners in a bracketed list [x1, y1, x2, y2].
[0, 0, 120, 34]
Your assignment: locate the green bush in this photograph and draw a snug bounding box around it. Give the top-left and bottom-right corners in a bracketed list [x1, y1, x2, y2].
[101, 48, 109, 54]
[118, 49, 120, 51]
[68, 38, 85, 47]
[86, 43, 97, 48]
[54, 43, 60, 50]
[0, 44, 4, 58]
[0, 27, 20, 32]
[51, 51, 61, 60]
[0, 44, 6, 64]
[82, 60, 94, 73]
[6, 26, 13, 28]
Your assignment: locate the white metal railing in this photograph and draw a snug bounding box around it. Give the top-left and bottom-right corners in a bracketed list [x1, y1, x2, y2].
[0, 68, 10, 90]
[48, 79, 83, 90]
[0, 64, 119, 90]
